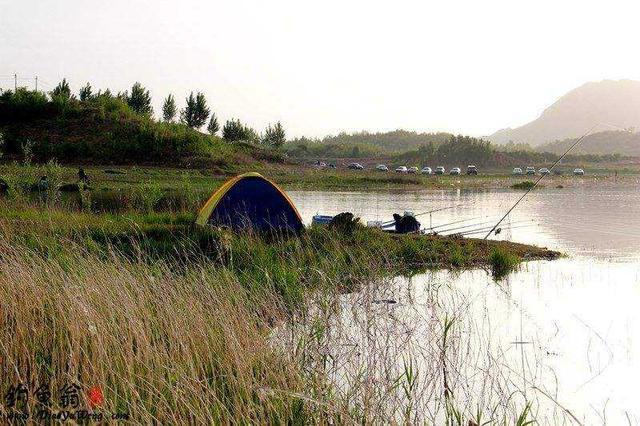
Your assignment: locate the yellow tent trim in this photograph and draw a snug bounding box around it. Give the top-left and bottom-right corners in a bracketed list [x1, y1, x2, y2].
[195, 172, 302, 226]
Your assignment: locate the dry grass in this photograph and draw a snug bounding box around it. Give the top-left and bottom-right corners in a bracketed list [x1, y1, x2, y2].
[0, 242, 314, 423]
[0, 175, 564, 423]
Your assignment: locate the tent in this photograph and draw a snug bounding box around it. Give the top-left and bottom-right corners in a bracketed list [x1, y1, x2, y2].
[196, 172, 303, 233]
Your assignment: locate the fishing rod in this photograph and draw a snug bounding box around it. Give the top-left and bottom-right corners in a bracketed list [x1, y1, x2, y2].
[435, 219, 497, 235]
[483, 124, 602, 240]
[429, 215, 489, 230]
[441, 220, 534, 236]
[453, 222, 537, 237]
[379, 204, 466, 228]
[439, 219, 533, 235]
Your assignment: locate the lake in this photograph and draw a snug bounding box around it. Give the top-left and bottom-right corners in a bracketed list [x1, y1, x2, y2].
[285, 186, 640, 424]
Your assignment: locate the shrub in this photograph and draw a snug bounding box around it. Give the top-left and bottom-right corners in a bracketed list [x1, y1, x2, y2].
[488, 247, 520, 279]
[511, 181, 536, 190]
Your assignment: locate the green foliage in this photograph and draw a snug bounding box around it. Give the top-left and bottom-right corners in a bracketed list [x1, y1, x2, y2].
[309, 129, 453, 153]
[488, 247, 520, 279]
[127, 82, 153, 116]
[181, 92, 210, 129]
[263, 121, 286, 148]
[50, 78, 73, 101]
[397, 135, 495, 167]
[284, 138, 384, 159]
[162, 94, 177, 122]
[0, 87, 50, 123]
[79, 82, 93, 101]
[136, 180, 164, 212]
[223, 118, 258, 143]
[0, 88, 278, 167]
[207, 112, 219, 135]
[511, 181, 536, 190]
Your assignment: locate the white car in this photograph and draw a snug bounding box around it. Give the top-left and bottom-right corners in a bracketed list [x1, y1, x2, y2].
[513, 167, 523, 175]
[421, 167, 432, 175]
[573, 168, 585, 176]
[539, 168, 551, 175]
[449, 167, 461, 175]
[395, 166, 408, 173]
[408, 166, 419, 174]
[376, 164, 389, 172]
[435, 166, 446, 175]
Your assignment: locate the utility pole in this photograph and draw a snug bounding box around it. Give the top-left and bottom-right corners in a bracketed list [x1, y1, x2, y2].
[14, 73, 17, 91]
[35, 76, 38, 91]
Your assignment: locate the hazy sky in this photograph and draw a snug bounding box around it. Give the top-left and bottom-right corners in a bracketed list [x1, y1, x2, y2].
[2, 0, 639, 138]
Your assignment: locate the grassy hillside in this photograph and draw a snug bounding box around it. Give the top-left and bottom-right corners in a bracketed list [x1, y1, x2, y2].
[0, 88, 283, 171]
[537, 130, 639, 156]
[289, 130, 453, 154]
[489, 79, 640, 146]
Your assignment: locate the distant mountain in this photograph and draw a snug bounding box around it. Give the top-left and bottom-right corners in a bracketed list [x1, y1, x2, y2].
[489, 79, 640, 146]
[537, 130, 640, 156]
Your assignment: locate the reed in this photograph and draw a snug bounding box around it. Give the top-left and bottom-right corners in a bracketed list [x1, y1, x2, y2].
[0, 186, 560, 423]
[488, 246, 521, 279]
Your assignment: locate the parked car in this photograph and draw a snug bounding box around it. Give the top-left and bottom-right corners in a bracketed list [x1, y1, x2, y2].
[513, 167, 523, 175]
[328, 163, 336, 169]
[539, 168, 551, 175]
[466, 165, 478, 175]
[408, 166, 419, 174]
[348, 162, 364, 170]
[376, 164, 389, 172]
[450, 167, 461, 175]
[420, 167, 432, 175]
[435, 166, 446, 175]
[395, 166, 408, 173]
[525, 166, 536, 175]
[573, 168, 585, 176]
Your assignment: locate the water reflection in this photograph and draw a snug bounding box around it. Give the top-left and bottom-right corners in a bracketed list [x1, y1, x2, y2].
[289, 187, 640, 260]
[286, 188, 640, 423]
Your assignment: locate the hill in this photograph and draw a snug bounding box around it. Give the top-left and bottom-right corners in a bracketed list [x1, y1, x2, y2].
[0, 88, 283, 171]
[537, 130, 640, 156]
[489, 79, 640, 147]
[291, 130, 453, 154]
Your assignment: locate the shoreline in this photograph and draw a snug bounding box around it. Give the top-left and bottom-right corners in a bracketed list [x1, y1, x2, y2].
[1, 163, 638, 194]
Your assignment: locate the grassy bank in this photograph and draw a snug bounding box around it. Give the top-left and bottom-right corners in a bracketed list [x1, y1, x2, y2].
[0, 172, 560, 422]
[0, 163, 636, 203]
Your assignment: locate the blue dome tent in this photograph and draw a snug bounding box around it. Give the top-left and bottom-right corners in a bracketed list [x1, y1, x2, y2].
[196, 172, 303, 233]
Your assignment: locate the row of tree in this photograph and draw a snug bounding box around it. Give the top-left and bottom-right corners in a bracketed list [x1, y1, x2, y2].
[49, 79, 286, 148]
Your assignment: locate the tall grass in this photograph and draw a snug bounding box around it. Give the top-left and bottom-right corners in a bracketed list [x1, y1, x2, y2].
[489, 247, 521, 279]
[0, 183, 560, 422]
[0, 241, 313, 423]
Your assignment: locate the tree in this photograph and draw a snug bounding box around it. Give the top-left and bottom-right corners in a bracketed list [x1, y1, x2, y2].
[180, 92, 210, 129]
[262, 121, 286, 148]
[51, 78, 72, 100]
[223, 119, 258, 142]
[127, 82, 153, 116]
[162, 94, 177, 122]
[207, 113, 219, 135]
[79, 83, 93, 101]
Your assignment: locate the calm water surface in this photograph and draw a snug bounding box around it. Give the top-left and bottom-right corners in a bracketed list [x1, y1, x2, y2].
[288, 187, 640, 424]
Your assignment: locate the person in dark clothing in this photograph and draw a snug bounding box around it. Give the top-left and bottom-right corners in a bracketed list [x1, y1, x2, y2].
[78, 168, 89, 185]
[37, 176, 48, 191]
[393, 213, 421, 234]
[0, 178, 8, 196]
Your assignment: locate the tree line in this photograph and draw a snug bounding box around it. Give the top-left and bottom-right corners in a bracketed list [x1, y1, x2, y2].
[45, 79, 287, 148]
